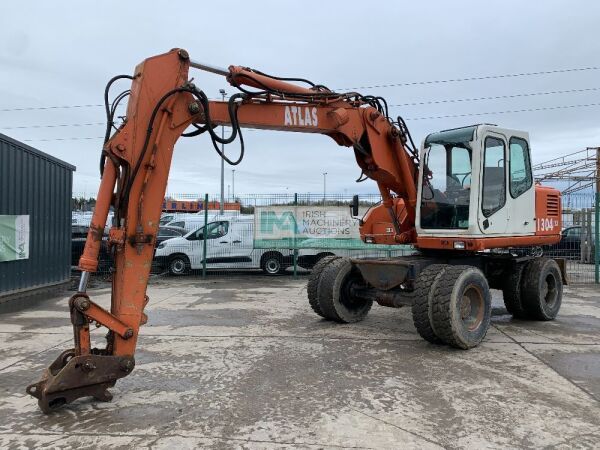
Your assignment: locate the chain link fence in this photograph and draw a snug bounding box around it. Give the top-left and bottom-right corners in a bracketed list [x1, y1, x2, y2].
[70, 192, 599, 284]
[545, 192, 598, 284]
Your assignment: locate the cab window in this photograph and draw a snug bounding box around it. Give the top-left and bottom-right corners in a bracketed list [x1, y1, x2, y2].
[187, 221, 229, 241]
[206, 221, 229, 238]
[482, 137, 506, 217]
[421, 143, 472, 229]
[509, 137, 533, 198]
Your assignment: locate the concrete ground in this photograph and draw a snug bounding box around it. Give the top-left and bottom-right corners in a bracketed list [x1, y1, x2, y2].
[0, 275, 599, 449]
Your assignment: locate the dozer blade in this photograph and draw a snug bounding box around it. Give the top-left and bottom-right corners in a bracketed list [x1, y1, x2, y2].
[26, 349, 135, 414]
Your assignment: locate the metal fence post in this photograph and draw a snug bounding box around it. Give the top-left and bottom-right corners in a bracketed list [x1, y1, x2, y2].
[202, 193, 208, 279]
[293, 193, 298, 278]
[596, 148, 600, 284]
[595, 193, 599, 284]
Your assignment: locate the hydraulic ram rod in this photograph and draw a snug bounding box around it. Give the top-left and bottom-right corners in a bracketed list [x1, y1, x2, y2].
[189, 59, 229, 77]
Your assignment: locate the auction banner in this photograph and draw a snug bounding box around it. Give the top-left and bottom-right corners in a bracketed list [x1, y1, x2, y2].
[0, 215, 30, 262]
[254, 206, 400, 250]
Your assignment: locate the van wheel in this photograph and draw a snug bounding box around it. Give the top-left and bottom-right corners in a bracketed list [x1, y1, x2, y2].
[261, 253, 285, 275]
[169, 255, 190, 276]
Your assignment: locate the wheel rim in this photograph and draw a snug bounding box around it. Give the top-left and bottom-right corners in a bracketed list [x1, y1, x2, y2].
[543, 272, 558, 307]
[459, 284, 485, 332]
[265, 259, 280, 274]
[339, 273, 366, 312]
[171, 259, 185, 274]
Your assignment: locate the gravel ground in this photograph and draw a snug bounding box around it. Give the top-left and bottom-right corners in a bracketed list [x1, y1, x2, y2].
[0, 274, 599, 449]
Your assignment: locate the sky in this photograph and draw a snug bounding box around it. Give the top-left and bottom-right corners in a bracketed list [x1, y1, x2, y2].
[1, 1, 600, 198]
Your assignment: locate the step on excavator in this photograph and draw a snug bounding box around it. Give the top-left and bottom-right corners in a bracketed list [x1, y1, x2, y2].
[26, 49, 565, 413]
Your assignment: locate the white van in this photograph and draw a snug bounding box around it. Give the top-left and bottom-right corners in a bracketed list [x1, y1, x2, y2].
[154, 215, 295, 275]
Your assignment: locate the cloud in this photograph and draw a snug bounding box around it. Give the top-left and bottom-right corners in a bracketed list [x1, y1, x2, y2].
[1, 0, 600, 197]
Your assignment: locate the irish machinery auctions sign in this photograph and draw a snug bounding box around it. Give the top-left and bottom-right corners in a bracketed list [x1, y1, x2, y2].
[0, 215, 30, 262]
[254, 206, 397, 250]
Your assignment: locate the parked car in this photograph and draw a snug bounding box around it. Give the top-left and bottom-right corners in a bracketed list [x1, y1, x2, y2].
[154, 215, 295, 275]
[71, 225, 113, 270]
[543, 225, 588, 260]
[159, 212, 188, 226]
[156, 225, 187, 247]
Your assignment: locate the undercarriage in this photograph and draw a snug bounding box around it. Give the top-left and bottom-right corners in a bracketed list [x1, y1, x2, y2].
[309, 251, 566, 349]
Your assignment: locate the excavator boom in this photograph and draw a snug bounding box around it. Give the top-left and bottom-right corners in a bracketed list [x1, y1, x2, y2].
[27, 48, 420, 412]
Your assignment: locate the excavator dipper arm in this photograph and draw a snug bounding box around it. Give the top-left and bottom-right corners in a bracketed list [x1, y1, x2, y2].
[27, 48, 419, 412]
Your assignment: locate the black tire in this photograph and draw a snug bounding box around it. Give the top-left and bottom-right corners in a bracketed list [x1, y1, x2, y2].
[307, 255, 340, 318]
[431, 265, 491, 349]
[300, 253, 335, 270]
[168, 255, 190, 276]
[411, 264, 449, 344]
[317, 257, 372, 323]
[502, 264, 528, 319]
[261, 252, 286, 275]
[521, 258, 563, 321]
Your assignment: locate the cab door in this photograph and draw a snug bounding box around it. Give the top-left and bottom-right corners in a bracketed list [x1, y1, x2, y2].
[205, 220, 254, 267]
[478, 132, 509, 234]
[185, 221, 231, 267]
[228, 221, 254, 266]
[203, 220, 231, 265]
[505, 133, 535, 236]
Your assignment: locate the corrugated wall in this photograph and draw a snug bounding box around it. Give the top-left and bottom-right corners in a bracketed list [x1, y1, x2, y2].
[0, 133, 75, 296]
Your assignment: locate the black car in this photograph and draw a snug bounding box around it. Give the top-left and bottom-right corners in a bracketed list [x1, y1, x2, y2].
[71, 225, 187, 270]
[71, 225, 113, 270]
[543, 225, 586, 260]
[156, 226, 187, 246]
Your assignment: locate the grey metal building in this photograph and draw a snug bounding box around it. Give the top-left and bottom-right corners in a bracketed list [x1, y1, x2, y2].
[0, 133, 75, 298]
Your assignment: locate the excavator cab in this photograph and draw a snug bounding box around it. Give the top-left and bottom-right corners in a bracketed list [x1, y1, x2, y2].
[416, 124, 542, 247]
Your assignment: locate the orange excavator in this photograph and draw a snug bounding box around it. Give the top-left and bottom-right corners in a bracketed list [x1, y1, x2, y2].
[27, 49, 565, 413]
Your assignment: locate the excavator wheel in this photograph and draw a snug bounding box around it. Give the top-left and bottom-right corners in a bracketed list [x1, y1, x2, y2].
[521, 257, 563, 321]
[307, 255, 340, 318]
[411, 264, 449, 344]
[316, 257, 372, 323]
[430, 265, 491, 349]
[502, 264, 529, 319]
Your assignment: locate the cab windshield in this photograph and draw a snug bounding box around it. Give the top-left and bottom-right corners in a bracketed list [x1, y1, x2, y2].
[421, 142, 472, 229]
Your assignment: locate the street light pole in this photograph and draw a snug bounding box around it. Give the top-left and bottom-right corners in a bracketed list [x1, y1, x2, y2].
[323, 172, 327, 205]
[232, 169, 236, 200]
[219, 89, 226, 214]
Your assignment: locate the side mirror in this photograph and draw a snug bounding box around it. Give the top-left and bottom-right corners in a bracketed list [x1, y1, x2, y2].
[351, 195, 359, 217]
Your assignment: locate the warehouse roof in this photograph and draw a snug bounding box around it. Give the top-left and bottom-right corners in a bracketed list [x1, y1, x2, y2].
[0, 132, 76, 171]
